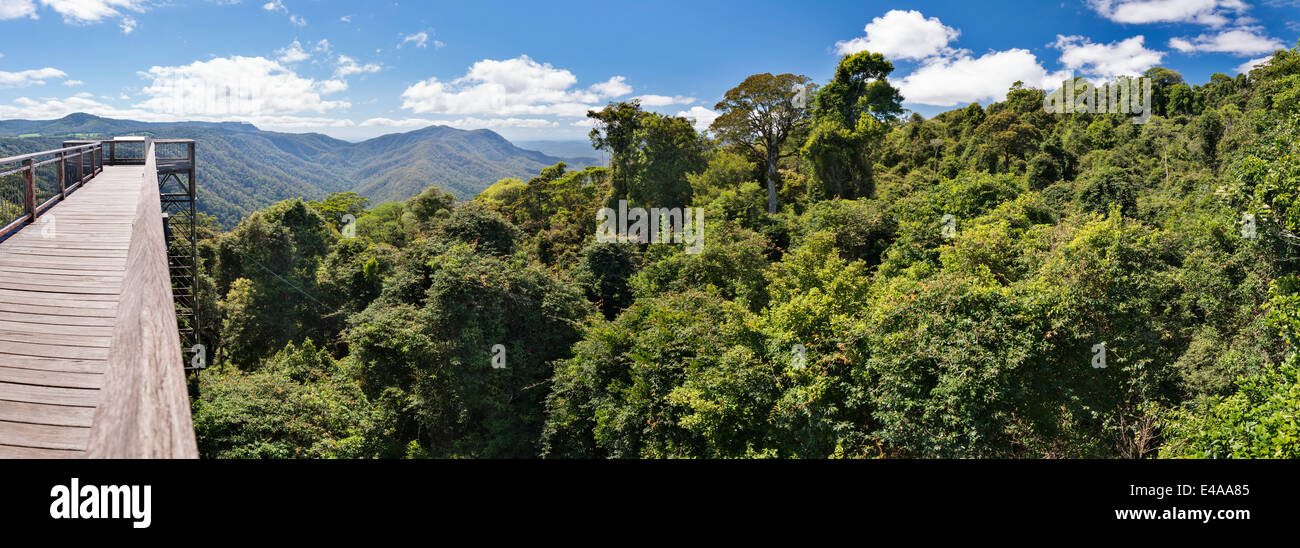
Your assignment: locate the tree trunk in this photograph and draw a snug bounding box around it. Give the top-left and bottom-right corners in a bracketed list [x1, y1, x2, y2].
[766, 149, 778, 214]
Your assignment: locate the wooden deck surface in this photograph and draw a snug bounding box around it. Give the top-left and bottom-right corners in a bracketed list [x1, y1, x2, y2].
[0, 165, 143, 458]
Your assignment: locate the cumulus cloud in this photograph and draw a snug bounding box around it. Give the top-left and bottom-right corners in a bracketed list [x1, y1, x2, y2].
[834, 9, 960, 60]
[400, 55, 630, 118]
[676, 106, 718, 132]
[0, 0, 145, 29]
[334, 55, 381, 78]
[1169, 26, 1286, 55]
[0, 94, 163, 121]
[38, 0, 146, 23]
[0, 90, 356, 131]
[135, 56, 350, 117]
[358, 117, 434, 128]
[896, 49, 1070, 106]
[1053, 35, 1164, 77]
[1234, 55, 1273, 74]
[830, 10, 1070, 107]
[276, 40, 311, 63]
[588, 75, 632, 98]
[0, 67, 68, 88]
[634, 94, 696, 107]
[360, 116, 556, 130]
[0, 0, 37, 20]
[1087, 0, 1249, 27]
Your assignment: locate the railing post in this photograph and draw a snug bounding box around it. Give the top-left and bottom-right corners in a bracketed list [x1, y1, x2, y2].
[188, 142, 196, 200]
[76, 149, 83, 184]
[22, 158, 36, 222]
[95, 144, 103, 174]
[57, 152, 66, 200]
[109, 141, 116, 166]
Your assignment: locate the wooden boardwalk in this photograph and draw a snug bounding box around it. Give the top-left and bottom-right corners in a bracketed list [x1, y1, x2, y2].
[0, 165, 144, 457]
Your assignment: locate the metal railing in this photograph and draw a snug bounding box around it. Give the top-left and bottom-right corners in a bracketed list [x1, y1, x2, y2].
[0, 142, 104, 241]
[0, 137, 203, 372]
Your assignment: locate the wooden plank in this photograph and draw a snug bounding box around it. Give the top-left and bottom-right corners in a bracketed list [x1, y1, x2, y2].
[0, 288, 121, 301]
[86, 146, 198, 459]
[0, 382, 101, 407]
[0, 329, 112, 348]
[0, 366, 103, 389]
[0, 421, 89, 451]
[0, 354, 106, 374]
[0, 319, 114, 337]
[0, 281, 123, 295]
[0, 400, 96, 427]
[0, 266, 128, 279]
[0, 444, 81, 458]
[0, 301, 117, 318]
[0, 311, 116, 328]
[0, 340, 109, 360]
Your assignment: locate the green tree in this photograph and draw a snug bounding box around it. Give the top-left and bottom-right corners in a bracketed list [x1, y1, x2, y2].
[803, 51, 904, 200]
[711, 73, 814, 213]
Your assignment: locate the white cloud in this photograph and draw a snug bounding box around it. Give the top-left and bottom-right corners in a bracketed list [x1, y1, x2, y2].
[359, 117, 557, 130]
[401, 55, 630, 117]
[0, 67, 68, 88]
[634, 94, 695, 107]
[1053, 35, 1164, 77]
[316, 79, 347, 95]
[0, 0, 37, 20]
[897, 49, 1069, 106]
[588, 75, 631, 98]
[276, 40, 311, 63]
[1169, 26, 1286, 55]
[334, 55, 381, 78]
[340, 14, 351, 23]
[401, 31, 429, 48]
[1087, 0, 1248, 27]
[135, 56, 349, 117]
[38, 0, 146, 23]
[262, 1, 285, 13]
[62, 79, 84, 86]
[676, 106, 718, 132]
[289, 14, 304, 26]
[0, 0, 144, 27]
[0, 94, 163, 121]
[358, 117, 434, 128]
[834, 9, 961, 60]
[1234, 55, 1273, 74]
[442, 117, 557, 129]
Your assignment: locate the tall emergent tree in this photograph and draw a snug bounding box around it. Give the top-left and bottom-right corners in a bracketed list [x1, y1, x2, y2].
[802, 51, 903, 200]
[588, 100, 645, 208]
[710, 73, 813, 213]
[589, 101, 704, 208]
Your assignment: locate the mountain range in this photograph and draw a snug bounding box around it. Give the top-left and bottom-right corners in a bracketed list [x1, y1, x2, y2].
[0, 113, 602, 227]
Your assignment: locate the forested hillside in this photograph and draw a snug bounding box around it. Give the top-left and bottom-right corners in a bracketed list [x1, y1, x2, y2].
[189, 41, 1300, 459]
[0, 114, 589, 226]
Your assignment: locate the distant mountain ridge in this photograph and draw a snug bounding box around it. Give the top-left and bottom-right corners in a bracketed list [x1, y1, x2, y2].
[0, 113, 596, 227]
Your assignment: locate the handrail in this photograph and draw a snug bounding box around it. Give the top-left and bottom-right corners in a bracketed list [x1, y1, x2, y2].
[0, 143, 102, 166]
[86, 140, 199, 458]
[0, 141, 104, 241]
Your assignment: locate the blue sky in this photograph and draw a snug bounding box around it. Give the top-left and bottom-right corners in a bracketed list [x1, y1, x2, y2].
[0, 0, 1296, 142]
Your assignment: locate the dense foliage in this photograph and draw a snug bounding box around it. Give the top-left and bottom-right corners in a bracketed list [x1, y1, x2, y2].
[191, 41, 1300, 459]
